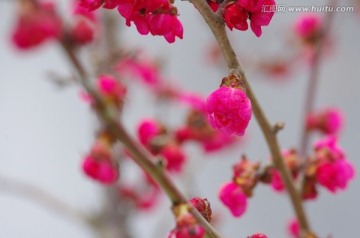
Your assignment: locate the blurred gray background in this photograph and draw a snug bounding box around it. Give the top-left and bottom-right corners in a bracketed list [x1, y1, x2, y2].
[0, 0, 359, 237]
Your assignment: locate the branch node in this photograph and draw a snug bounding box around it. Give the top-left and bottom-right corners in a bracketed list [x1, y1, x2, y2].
[273, 122, 285, 134]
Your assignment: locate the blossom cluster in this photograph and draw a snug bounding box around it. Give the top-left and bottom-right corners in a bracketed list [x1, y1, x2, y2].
[81, 74, 126, 184]
[12, 1, 99, 50]
[8, 1, 356, 237]
[137, 118, 186, 173]
[306, 108, 343, 135]
[207, 0, 276, 37]
[219, 157, 259, 217]
[218, 136, 354, 218]
[307, 136, 354, 195]
[11, 0, 279, 50]
[12, 1, 62, 49]
[80, 0, 183, 43]
[269, 139, 354, 200]
[82, 133, 119, 184]
[168, 198, 209, 238]
[136, 108, 239, 174]
[294, 13, 323, 45]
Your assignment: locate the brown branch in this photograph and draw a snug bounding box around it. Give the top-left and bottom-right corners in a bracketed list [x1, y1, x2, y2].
[190, 0, 312, 236]
[273, 122, 285, 134]
[297, 1, 338, 201]
[106, 120, 222, 238]
[299, 0, 338, 157]
[93, 187, 133, 238]
[58, 37, 222, 238]
[216, 0, 231, 16]
[13, 0, 221, 237]
[0, 174, 93, 225]
[102, 11, 120, 52]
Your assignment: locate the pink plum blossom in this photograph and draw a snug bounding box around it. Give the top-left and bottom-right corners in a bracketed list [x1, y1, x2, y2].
[306, 108, 343, 135]
[82, 155, 119, 184]
[287, 219, 300, 238]
[160, 144, 186, 173]
[219, 182, 247, 217]
[314, 136, 355, 193]
[316, 158, 354, 193]
[294, 13, 322, 40]
[12, 1, 62, 49]
[137, 119, 163, 147]
[213, 0, 276, 37]
[207, 86, 252, 136]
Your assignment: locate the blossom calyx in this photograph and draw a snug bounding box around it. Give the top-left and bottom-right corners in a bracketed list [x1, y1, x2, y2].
[189, 197, 212, 222]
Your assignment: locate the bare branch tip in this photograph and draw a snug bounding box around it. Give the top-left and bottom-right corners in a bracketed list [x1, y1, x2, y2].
[273, 122, 285, 134]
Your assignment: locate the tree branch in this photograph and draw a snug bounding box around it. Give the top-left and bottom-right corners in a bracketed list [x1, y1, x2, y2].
[299, 0, 337, 157]
[0, 174, 93, 225]
[58, 35, 223, 238]
[190, 0, 312, 236]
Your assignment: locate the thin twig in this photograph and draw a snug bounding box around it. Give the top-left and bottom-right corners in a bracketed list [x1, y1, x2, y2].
[299, 0, 338, 157]
[190, 0, 312, 236]
[98, 11, 134, 238]
[0, 174, 93, 225]
[273, 122, 285, 134]
[297, 1, 338, 198]
[216, 0, 230, 16]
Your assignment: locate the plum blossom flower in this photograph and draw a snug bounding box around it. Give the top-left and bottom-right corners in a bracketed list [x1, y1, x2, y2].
[232, 157, 260, 196]
[189, 197, 212, 222]
[223, 2, 249, 31]
[97, 75, 127, 108]
[316, 158, 354, 193]
[294, 13, 322, 42]
[70, 3, 98, 45]
[12, 1, 62, 49]
[159, 144, 187, 173]
[287, 219, 300, 238]
[219, 182, 247, 217]
[172, 91, 240, 153]
[306, 108, 343, 135]
[82, 155, 119, 184]
[246, 0, 276, 37]
[271, 169, 284, 191]
[270, 150, 301, 192]
[314, 135, 345, 160]
[137, 119, 163, 147]
[314, 136, 355, 193]
[168, 203, 206, 238]
[207, 85, 252, 136]
[71, 20, 96, 44]
[137, 119, 187, 173]
[82, 138, 118, 184]
[168, 223, 205, 238]
[148, 14, 184, 43]
[210, 0, 276, 37]
[117, 0, 183, 43]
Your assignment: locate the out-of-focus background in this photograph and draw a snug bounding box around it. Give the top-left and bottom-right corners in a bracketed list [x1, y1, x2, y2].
[0, 0, 359, 237]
